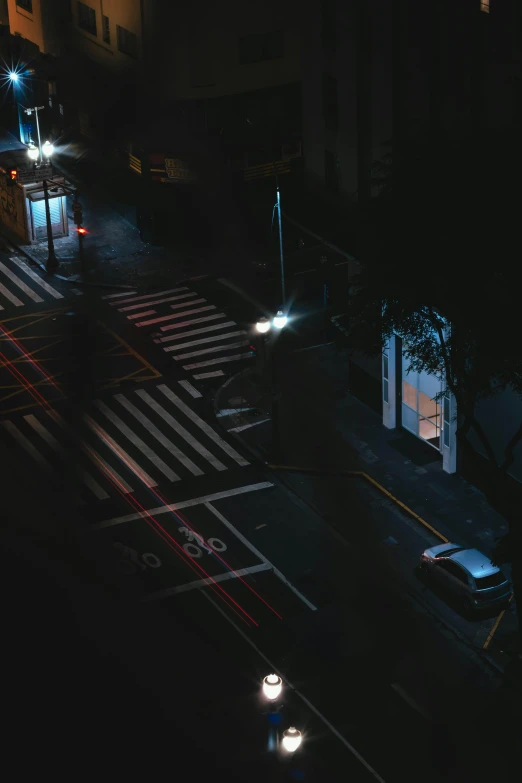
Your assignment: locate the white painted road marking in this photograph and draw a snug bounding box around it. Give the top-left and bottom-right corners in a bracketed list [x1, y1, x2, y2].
[143, 563, 272, 601]
[157, 320, 236, 343]
[102, 290, 138, 299]
[137, 305, 215, 328]
[193, 370, 225, 379]
[127, 309, 155, 320]
[182, 353, 253, 371]
[0, 260, 44, 302]
[390, 683, 431, 720]
[107, 287, 188, 305]
[160, 313, 227, 333]
[10, 256, 64, 298]
[202, 592, 387, 783]
[136, 389, 227, 472]
[85, 413, 157, 488]
[178, 380, 202, 398]
[2, 420, 53, 472]
[118, 291, 197, 311]
[164, 330, 247, 353]
[228, 419, 270, 433]
[0, 280, 23, 306]
[24, 414, 109, 500]
[90, 481, 274, 530]
[114, 393, 203, 477]
[94, 399, 181, 482]
[158, 384, 249, 466]
[173, 339, 250, 361]
[205, 502, 317, 611]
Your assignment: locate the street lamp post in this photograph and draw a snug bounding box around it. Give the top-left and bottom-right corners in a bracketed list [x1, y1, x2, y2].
[26, 125, 58, 272]
[256, 313, 288, 463]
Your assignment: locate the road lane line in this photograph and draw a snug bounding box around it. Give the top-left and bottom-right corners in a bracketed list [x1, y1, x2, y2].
[90, 481, 274, 529]
[482, 598, 512, 650]
[94, 399, 181, 482]
[0, 280, 23, 306]
[174, 339, 250, 361]
[0, 260, 44, 302]
[1, 420, 53, 472]
[136, 389, 226, 471]
[85, 413, 157, 488]
[107, 287, 188, 305]
[202, 591, 387, 783]
[178, 380, 202, 398]
[10, 256, 64, 298]
[390, 683, 431, 721]
[205, 502, 317, 611]
[114, 393, 203, 476]
[160, 313, 227, 333]
[193, 370, 225, 379]
[158, 384, 249, 466]
[127, 309, 155, 320]
[102, 291, 138, 299]
[228, 419, 270, 433]
[157, 320, 236, 343]
[49, 410, 134, 493]
[164, 330, 247, 352]
[137, 305, 216, 328]
[182, 352, 253, 371]
[25, 414, 109, 500]
[143, 563, 272, 601]
[118, 292, 197, 311]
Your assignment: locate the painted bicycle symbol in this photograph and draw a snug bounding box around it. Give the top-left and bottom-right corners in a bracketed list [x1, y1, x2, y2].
[113, 542, 162, 575]
[178, 527, 227, 559]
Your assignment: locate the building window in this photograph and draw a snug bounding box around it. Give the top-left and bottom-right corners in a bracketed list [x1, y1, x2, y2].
[16, 0, 32, 12]
[102, 15, 110, 44]
[117, 25, 138, 58]
[383, 350, 389, 403]
[239, 31, 284, 65]
[480, 1, 490, 12]
[77, 2, 96, 36]
[324, 149, 340, 193]
[322, 73, 339, 132]
[321, 0, 336, 48]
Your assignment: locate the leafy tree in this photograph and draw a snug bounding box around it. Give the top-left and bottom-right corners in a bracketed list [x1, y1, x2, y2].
[344, 131, 522, 645]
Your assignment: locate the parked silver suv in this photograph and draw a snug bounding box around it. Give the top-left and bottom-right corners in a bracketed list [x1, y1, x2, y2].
[420, 543, 512, 613]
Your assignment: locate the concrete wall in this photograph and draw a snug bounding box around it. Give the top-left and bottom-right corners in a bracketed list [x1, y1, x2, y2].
[466, 386, 522, 485]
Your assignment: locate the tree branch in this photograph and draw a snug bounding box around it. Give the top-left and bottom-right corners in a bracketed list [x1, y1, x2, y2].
[500, 418, 522, 474]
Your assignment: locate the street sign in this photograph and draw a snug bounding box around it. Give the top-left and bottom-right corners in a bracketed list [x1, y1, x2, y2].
[72, 201, 82, 212]
[16, 165, 53, 185]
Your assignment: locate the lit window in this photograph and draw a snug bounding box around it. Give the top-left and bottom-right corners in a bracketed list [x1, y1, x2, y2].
[16, 0, 33, 12]
[480, 1, 490, 13]
[77, 2, 97, 36]
[117, 25, 138, 58]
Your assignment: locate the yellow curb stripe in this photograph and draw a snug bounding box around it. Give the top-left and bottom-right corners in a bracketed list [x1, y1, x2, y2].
[268, 464, 449, 543]
[100, 323, 161, 379]
[482, 595, 513, 650]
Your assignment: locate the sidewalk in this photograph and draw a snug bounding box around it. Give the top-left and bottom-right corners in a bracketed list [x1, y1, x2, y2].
[213, 342, 520, 681]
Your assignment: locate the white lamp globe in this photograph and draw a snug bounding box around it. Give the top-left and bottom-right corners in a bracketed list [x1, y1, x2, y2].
[273, 311, 288, 330]
[42, 140, 54, 158]
[27, 144, 39, 161]
[262, 674, 282, 700]
[281, 727, 302, 753]
[256, 317, 271, 334]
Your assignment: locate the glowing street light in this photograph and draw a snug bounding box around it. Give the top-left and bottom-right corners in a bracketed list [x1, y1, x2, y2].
[281, 727, 302, 753]
[262, 674, 282, 701]
[272, 310, 288, 330]
[256, 317, 271, 334]
[42, 140, 54, 159]
[27, 143, 39, 161]
[9, 72, 19, 83]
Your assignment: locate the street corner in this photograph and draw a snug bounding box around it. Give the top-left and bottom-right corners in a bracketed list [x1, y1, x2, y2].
[214, 368, 271, 440]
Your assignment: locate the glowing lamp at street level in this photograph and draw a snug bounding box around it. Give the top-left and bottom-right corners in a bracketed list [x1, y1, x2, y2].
[9, 169, 17, 181]
[77, 227, 87, 235]
[262, 674, 282, 701]
[27, 144, 39, 161]
[281, 727, 302, 753]
[272, 310, 288, 330]
[256, 317, 271, 334]
[42, 140, 54, 158]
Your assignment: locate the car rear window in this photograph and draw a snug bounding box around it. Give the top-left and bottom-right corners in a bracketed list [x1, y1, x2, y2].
[435, 547, 463, 558]
[475, 572, 507, 590]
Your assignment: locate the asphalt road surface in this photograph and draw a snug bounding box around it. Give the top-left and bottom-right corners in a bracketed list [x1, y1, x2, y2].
[1, 264, 520, 782]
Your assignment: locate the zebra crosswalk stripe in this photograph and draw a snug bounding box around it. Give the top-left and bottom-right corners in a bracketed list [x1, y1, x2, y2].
[0, 280, 23, 306]
[118, 292, 197, 311]
[173, 339, 250, 361]
[164, 330, 246, 352]
[93, 399, 181, 482]
[0, 260, 44, 303]
[1, 419, 53, 472]
[10, 256, 64, 298]
[85, 412, 158, 488]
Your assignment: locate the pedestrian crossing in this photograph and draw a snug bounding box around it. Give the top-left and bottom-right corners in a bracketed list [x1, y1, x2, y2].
[1, 382, 249, 503]
[0, 255, 64, 309]
[103, 285, 253, 382]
